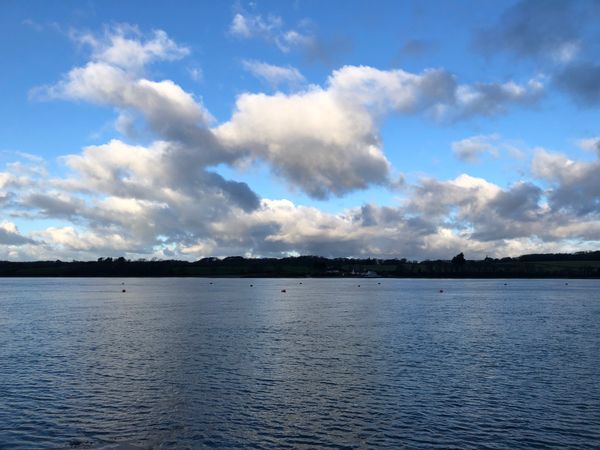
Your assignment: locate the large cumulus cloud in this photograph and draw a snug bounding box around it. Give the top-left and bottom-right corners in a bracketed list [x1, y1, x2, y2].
[216, 65, 542, 198]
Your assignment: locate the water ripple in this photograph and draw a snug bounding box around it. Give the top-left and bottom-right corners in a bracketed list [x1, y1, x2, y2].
[0, 278, 599, 448]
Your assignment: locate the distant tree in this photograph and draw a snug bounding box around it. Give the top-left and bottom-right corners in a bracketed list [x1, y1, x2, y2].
[224, 256, 245, 263]
[451, 252, 466, 265]
[198, 257, 218, 263]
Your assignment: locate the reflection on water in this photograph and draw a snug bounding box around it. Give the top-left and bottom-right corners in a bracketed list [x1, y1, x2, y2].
[1, 278, 599, 448]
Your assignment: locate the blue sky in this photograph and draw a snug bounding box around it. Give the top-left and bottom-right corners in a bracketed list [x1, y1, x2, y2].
[1, 0, 600, 260]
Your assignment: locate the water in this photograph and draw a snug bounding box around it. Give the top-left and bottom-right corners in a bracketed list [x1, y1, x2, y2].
[1, 278, 599, 449]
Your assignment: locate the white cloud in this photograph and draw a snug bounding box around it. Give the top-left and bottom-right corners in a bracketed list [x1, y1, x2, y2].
[577, 137, 600, 153]
[229, 11, 312, 53]
[32, 25, 214, 157]
[452, 134, 501, 163]
[187, 67, 203, 82]
[448, 77, 544, 120]
[114, 112, 138, 137]
[552, 40, 580, 64]
[34, 226, 130, 252]
[532, 149, 578, 182]
[0, 221, 35, 246]
[58, 138, 259, 211]
[328, 66, 543, 120]
[407, 174, 502, 219]
[73, 24, 189, 72]
[229, 13, 254, 38]
[242, 60, 305, 88]
[328, 65, 456, 114]
[215, 87, 391, 198]
[38, 63, 214, 135]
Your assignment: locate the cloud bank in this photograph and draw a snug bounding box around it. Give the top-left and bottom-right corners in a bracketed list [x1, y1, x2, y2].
[2, 23, 598, 261]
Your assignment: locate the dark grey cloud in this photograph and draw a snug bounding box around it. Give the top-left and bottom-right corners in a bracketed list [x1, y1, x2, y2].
[451, 79, 544, 121]
[470, 183, 546, 241]
[406, 176, 547, 243]
[488, 182, 543, 221]
[555, 62, 600, 106]
[0, 192, 13, 206]
[0, 228, 35, 246]
[532, 149, 600, 216]
[270, 141, 390, 200]
[356, 204, 379, 227]
[475, 0, 600, 106]
[548, 172, 600, 216]
[5, 147, 599, 260]
[356, 204, 404, 227]
[398, 39, 435, 58]
[302, 34, 353, 66]
[356, 204, 437, 237]
[203, 172, 260, 212]
[25, 193, 83, 218]
[475, 0, 584, 61]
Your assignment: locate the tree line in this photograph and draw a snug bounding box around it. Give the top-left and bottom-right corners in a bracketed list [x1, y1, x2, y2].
[1, 251, 600, 277]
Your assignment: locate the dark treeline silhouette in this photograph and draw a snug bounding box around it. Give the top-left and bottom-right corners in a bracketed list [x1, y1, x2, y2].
[1, 251, 600, 277]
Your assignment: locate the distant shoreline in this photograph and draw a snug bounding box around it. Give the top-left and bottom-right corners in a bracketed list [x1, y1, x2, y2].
[2, 252, 600, 278]
[1, 275, 598, 279]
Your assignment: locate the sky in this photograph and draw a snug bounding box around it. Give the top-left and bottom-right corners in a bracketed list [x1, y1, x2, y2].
[1, 0, 600, 261]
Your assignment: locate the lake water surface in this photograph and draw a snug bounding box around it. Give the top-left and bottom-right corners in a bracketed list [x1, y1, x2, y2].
[1, 278, 599, 449]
